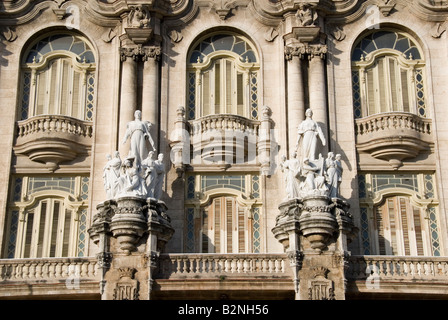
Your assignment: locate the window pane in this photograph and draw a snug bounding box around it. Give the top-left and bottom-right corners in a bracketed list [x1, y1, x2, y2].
[49, 201, 61, 257]
[24, 210, 34, 258]
[36, 202, 47, 257]
[214, 61, 221, 114]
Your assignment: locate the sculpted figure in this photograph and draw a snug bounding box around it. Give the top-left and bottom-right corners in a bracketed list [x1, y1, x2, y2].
[296, 109, 326, 161]
[103, 151, 122, 199]
[153, 153, 166, 200]
[296, 4, 318, 27]
[141, 151, 157, 198]
[325, 152, 340, 198]
[128, 5, 150, 28]
[300, 158, 319, 192]
[117, 156, 147, 198]
[280, 153, 301, 199]
[122, 110, 156, 166]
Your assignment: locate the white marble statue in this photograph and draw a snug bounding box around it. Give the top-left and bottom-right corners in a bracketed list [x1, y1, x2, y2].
[122, 110, 156, 166]
[325, 152, 339, 198]
[296, 109, 326, 161]
[117, 155, 148, 198]
[141, 151, 157, 198]
[103, 151, 122, 199]
[300, 158, 319, 192]
[153, 153, 165, 200]
[280, 153, 301, 199]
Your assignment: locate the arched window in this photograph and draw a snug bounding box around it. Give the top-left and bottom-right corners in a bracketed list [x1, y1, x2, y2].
[187, 33, 260, 121]
[358, 173, 441, 256]
[352, 30, 426, 118]
[20, 33, 96, 121]
[184, 174, 262, 253]
[3, 176, 89, 258]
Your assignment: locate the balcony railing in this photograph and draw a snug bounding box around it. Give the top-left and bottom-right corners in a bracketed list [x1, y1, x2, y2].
[0, 257, 98, 282]
[14, 115, 94, 171]
[354, 112, 433, 168]
[16, 114, 93, 139]
[156, 253, 292, 279]
[347, 255, 448, 281]
[355, 112, 432, 137]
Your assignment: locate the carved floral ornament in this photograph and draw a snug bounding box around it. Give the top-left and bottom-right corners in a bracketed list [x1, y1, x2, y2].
[120, 45, 162, 62]
[284, 44, 327, 61]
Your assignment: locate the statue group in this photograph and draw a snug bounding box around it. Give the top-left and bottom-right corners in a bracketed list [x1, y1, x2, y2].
[103, 110, 164, 200]
[281, 109, 343, 200]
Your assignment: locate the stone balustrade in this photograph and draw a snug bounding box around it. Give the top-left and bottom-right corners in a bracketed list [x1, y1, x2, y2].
[348, 255, 448, 281]
[354, 112, 433, 168]
[156, 253, 291, 278]
[17, 114, 93, 138]
[0, 257, 98, 282]
[355, 112, 432, 137]
[14, 115, 94, 171]
[188, 114, 260, 137]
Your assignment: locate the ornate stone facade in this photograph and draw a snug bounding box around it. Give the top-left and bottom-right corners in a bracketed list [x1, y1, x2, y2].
[1, 0, 448, 300]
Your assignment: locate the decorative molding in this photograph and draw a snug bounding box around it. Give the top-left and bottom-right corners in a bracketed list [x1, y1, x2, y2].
[285, 44, 327, 61]
[113, 268, 139, 300]
[431, 21, 446, 38]
[120, 45, 161, 62]
[168, 29, 183, 43]
[264, 27, 279, 42]
[308, 266, 335, 300]
[0, 26, 17, 42]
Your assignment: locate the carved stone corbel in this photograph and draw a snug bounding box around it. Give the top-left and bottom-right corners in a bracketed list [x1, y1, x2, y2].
[0, 26, 17, 42]
[378, 0, 396, 17]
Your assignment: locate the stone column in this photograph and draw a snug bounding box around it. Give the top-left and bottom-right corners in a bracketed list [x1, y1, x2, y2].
[142, 46, 161, 148]
[308, 45, 328, 155]
[119, 47, 138, 156]
[285, 46, 306, 157]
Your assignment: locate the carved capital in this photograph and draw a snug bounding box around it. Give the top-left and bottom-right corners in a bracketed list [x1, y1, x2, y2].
[120, 45, 162, 62]
[141, 46, 162, 62]
[285, 43, 327, 61]
[285, 44, 308, 61]
[308, 44, 327, 60]
[120, 46, 140, 62]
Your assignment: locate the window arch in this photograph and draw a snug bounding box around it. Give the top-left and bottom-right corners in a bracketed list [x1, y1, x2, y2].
[351, 30, 427, 118]
[186, 32, 260, 121]
[20, 32, 96, 121]
[184, 174, 262, 253]
[358, 173, 441, 256]
[3, 176, 89, 258]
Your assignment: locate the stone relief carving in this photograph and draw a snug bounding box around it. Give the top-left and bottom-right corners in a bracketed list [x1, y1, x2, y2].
[127, 5, 150, 28]
[113, 268, 139, 300]
[308, 267, 335, 300]
[296, 3, 318, 27]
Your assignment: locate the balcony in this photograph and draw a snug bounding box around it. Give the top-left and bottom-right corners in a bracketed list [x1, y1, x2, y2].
[0, 257, 99, 299]
[346, 255, 448, 298]
[13, 115, 93, 171]
[355, 112, 433, 169]
[1, 254, 448, 299]
[171, 106, 274, 174]
[153, 253, 295, 299]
